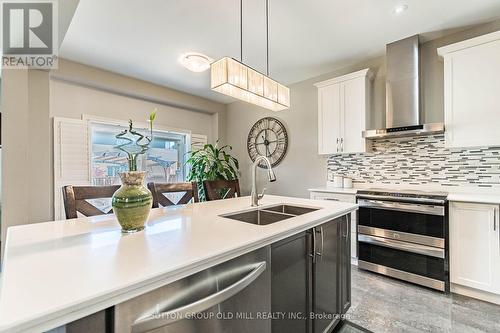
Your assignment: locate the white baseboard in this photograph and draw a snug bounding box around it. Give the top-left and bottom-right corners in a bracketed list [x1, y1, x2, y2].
[451, 283, 500, 305]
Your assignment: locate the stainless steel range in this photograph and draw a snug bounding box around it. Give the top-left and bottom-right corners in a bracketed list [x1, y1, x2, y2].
[356, 188, 449, 291]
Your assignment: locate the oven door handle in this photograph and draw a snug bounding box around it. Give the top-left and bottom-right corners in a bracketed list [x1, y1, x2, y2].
[356, 194, 445, 205]
[131, 262, 266, 333]
[357, 199, 445, 216]
[358, 234, 445, 258]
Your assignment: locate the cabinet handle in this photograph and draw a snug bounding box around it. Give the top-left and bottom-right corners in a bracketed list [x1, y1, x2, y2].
[495, 207, 498, 231]
[496, 206, 500, 254]
[325, 198, 339, 201]
[340, 138, 344, 152]
[320, 227, 325, 257]
[315, 227, 324, 260]
[336, 138, 339, 153]
[309, 229, 317, 263]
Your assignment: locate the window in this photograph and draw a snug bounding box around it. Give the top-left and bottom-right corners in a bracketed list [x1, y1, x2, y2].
[90, 122, 188, 186]
[53, 117, 205, 220]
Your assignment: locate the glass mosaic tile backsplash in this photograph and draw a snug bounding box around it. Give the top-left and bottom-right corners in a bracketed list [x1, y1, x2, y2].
[327, 135, 500, 188]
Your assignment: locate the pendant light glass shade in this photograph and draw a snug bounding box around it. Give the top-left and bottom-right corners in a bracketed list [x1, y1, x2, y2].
[211, 57, 290, 111]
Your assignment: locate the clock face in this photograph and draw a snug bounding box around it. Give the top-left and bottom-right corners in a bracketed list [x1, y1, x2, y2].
[247, 117, 288, 168]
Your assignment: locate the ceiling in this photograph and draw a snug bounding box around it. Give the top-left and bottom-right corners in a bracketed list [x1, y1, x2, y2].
[60, 0, 500, 104]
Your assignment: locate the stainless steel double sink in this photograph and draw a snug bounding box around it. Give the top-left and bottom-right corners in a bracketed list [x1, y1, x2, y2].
[220, 204, 320, 226]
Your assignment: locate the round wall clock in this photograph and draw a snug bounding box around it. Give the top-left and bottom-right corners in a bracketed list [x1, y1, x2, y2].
[247, 117, 288, 168]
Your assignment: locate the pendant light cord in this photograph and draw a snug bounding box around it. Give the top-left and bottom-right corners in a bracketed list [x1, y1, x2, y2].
[266, 0, 269, 75]
[241, 0, 270, 75]
[240, 0, 243, 62]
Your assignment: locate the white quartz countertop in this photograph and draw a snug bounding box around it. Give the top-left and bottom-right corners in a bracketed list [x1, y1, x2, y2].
[308, 187, 358, 195]
[309, 185, 500, 204]
[0, 195, 357, 333]
[446, 193, 500, 205]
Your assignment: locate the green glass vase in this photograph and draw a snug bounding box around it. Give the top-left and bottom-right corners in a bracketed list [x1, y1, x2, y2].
[112, 171, 153, 233]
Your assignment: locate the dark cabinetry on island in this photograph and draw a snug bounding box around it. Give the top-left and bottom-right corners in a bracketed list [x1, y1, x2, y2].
[271, 215, 351, 333]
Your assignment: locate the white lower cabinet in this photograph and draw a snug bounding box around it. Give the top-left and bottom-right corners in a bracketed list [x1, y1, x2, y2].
[450, 202, 500, 295]
[310, 191, 357, 259]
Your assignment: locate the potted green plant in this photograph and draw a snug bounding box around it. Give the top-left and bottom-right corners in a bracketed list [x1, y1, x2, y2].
[111, 111, 156, 233]
[186, 142, 239, 201]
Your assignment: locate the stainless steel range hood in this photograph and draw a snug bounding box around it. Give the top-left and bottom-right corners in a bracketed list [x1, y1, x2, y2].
[363, 35, 444, 139]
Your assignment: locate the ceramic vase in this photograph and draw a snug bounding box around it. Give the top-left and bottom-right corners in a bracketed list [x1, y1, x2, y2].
[112, 171, 153, 233]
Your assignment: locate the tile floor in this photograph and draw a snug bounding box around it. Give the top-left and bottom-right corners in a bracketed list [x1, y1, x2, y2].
[347, 266, 500, 333]
[335, 320, 373, 333]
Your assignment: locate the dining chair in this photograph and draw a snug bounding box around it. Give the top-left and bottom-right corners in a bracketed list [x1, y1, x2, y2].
[62, 185, 120, 219]
[147, 182, 199, 208]
[203, 179, 241, 201]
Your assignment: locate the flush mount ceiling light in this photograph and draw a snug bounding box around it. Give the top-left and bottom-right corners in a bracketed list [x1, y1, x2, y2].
[393, 4, 408, 15]
[211, 0, 290, 111]
[180, 52, 213, 72]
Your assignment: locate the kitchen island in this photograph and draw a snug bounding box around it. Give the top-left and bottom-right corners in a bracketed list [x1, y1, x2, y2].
[0, 195, 357, 332]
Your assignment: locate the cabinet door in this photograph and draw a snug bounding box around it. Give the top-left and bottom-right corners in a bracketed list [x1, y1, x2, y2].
[272, 232, 312, 333]
[450, 202, 500, 293]
[313, 220, 340, 333]
[340, 78, 367, 154]
[318, 84, 341, 154]
[443, 39, 500, 148]
[309, 192, 358, 259]
[339, 216, 351, 314]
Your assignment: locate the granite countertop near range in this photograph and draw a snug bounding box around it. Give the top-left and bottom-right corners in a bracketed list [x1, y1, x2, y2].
[0, 195, 357, 333]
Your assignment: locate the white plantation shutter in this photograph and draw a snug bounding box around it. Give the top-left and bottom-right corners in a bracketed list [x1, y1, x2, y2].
[190, 134, 208, 152]
[53, 117, 91, 220]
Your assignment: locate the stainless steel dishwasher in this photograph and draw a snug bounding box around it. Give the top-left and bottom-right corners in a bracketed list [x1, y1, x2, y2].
[113, 246, 271, 333]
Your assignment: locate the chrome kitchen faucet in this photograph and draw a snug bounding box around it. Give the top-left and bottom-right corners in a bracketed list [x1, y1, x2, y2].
[251, 156, 276, 206]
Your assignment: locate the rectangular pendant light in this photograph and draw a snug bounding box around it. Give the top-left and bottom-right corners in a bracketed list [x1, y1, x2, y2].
[211, 57, 290, 111]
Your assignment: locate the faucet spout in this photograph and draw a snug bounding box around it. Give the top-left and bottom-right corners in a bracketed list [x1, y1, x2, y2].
[251, 156, 276, 207]
[268, 168, 277, 182]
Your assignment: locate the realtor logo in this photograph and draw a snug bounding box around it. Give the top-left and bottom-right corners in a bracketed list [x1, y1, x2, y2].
[1, 0, 58, 68]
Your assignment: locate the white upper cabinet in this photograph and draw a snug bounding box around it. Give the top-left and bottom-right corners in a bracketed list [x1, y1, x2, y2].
[317, 84, 341, 154]
[315, 69, 372, 155]
[450, 202, 500, 294]
[438, 30, 500, 148]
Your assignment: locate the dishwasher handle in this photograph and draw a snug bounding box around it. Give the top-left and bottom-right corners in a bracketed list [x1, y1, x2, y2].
[131, 261, 267, 333]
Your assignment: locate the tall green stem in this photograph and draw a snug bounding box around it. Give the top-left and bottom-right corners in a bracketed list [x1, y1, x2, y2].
[128, 154, 137, 171]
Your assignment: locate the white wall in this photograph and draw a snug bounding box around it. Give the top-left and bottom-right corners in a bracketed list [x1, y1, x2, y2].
[50, 80, 216, 140]
[50, 59, 226, 136]
[1, 69, 52, 251]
